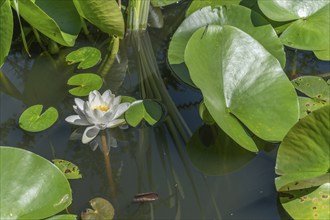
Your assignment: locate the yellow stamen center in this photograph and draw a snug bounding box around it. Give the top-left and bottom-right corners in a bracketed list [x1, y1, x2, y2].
[95, 105, 110, 112]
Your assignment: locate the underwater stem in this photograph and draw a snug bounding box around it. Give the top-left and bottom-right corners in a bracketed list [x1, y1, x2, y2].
[99, 35, 120, 78]
[101, 131, 116, 197]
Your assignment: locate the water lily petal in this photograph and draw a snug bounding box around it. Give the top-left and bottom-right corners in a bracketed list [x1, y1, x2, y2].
[112, 103, 130, 119]
[114, 96, 122, 106]
[106, 93, 117, 107]
[73, 106, 89, 121]
[103, 105, 119, 121]
[88, 90, 97, 103]
[101, 90, 112, 101]
[90, 90, 102, 107]
[65, 115, 90, 126]
[82, 125, 100, 144]
[106, 119, 126, 128]
[74, 98, 85, 111]
[84, 102, 97, 124]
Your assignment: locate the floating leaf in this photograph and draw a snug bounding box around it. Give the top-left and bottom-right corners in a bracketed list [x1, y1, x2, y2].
[279, 183, 330, 219]
[67, 73, 103, 97]
[73, 0, 124, 38]
[185, 25, 298, 152]
[19, 105, 59, 132]
[0, 0, 13, 67]
[66, 47, 101, 69]
[53, 159, 82, 179]
[0, 146, 72, 219]
[258, 0, 330, 51]
[292, 76, 329, 118]
[187, 125, 255, 175]
[314, 48, 330, 61]
[124, 100, 164, 127]
[46, 214, 77, 220]
[81, 197, 114, 220]
[198, 101, 214, 125]
[11, 0, 81, 46]
[185, 0, 241, 16]
[292, 76, 329, 100]
[120, 96, 137, 103]
[275, 105, 330, 191]
[168, 5, 285, 86]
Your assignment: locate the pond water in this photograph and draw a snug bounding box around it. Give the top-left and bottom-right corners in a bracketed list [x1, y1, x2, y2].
[1, 1, 329, 219]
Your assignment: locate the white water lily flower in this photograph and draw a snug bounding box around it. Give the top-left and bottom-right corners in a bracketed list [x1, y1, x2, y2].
[65, 90, 130, 144]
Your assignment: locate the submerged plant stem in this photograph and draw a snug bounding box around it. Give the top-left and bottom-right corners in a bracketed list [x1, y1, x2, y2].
[99, 35, 120, 78]
[101, 132, 116, 197]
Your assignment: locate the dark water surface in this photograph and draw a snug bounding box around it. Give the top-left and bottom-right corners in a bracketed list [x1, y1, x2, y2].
[1, 1, 329, 219]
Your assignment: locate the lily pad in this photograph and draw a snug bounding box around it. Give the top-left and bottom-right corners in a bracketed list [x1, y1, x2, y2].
[292, 76, 329, 118]
[258, 0, 330, 51]
[314, 48, 330, 61]
[198, 101, 215, 125]
[19, 105, 59, 132]
[279, 183, 330, 219]
[187, 125, 255, 175]
[67, 73, 103, 97]
[275, 105, 330, 191]
[81, 198, 114, 220]
[11, 0, 81, 46]
[185, 0, 241, 16]
[0, 146, 72, 219]
[46, 214, 77, 220]
[66, 47, 101, 69]
[168, 5, 285, 86]
[124, 100, 164, 127]
[0, 0, 13, 68]
[53, 159, 82, 179]
[292, 76, 329, 100]
[184, 25, 298, 152]
[73, 0, 124, 38]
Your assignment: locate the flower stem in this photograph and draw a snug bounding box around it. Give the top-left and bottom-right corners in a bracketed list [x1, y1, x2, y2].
[101, 131, 116, 197]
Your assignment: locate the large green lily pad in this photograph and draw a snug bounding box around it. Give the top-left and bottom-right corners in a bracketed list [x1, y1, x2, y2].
[0, 0, 13, 68]
[258, 0, 330, 51]
[279, 183, 330, 219]
[11, 0, 81, 46]
[19, 105, 59, 132]
[187, 125, 255, 175]
[73, 0, 124, 38]
[275, 105, 330, 191]
[0, 146, 72, 219]
[124, 100, 164, 127]
[66, 47, 101, 69]
[67, 73, 103, 97]
[168, 5, 285, 87]
[292, 76, 329, 118]
[184, 25, 298, 152]
[185, 0, 241, 16]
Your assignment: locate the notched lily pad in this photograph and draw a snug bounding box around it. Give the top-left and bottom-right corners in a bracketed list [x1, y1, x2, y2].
[81, 197, 114, 220]
[66, 47, 101, 69]
[67, 73, 103, 97]
[19, 105, 59, 132]
[53, 159, 82, 179]
[275, 105, 330, 191]
[279, 183, 330, 220]
[124, 100, 165, 127]
[292, 76, 329, 118]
